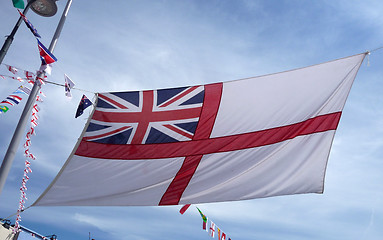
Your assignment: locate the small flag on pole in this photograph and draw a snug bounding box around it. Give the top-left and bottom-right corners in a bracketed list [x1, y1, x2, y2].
[18, 9, 41, 38]
[64, 74, 75, 98]
[12, 0, 25, 9]
[37, 39, 57, 65]
[75, 95, 92, 118]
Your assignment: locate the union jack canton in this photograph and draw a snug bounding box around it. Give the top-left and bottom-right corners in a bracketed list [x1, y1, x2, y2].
[83, 86, 205, 145]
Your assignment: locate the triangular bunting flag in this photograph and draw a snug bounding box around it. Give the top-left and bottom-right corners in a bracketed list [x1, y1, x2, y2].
[37, 39, 57, 65]
[75, 95, 92, 118]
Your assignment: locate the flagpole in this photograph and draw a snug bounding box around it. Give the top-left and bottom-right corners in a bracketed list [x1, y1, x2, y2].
[0, 0, 73, 197]
[0, 0, 36, 65]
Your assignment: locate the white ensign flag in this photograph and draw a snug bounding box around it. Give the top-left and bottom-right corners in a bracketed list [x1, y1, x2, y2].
[33, 53, 366, 206]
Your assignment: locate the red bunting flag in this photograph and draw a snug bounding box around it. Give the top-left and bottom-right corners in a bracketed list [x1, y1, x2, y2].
[221, 232, 227, 240]
[37, 39, 57, 65]
[179, 204, 191, 214]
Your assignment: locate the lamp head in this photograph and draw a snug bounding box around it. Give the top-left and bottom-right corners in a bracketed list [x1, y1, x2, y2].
[28, 0, 58, 17]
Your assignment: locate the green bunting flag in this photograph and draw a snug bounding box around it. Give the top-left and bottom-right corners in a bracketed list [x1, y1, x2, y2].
[12, 0, 25, 9]
[0, 105, 9, 113]
[196, 207, 207, 223]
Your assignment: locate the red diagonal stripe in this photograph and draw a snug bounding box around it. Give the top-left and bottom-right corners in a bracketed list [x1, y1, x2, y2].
[159, 86, 200, 107]
[99, 94, 129, 109]
[83, 126, 132, 141]
[163, 124, 193, 139]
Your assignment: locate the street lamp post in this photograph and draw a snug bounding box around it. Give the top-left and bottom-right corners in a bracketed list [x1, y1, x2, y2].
[0, 1, 34, 65]
[0, 0, 59, 65]
[0, 0, 73, 196]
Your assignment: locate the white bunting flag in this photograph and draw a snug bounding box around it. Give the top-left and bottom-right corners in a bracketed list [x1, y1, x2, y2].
[210, 221, 215, 238]
[64, 74, 75, 98]
[5, 64, 18, 74]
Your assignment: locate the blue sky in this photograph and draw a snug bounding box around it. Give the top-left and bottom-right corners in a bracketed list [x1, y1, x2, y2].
[0, 0, 383, 239]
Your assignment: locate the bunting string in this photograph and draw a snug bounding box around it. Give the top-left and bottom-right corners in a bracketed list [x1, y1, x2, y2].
[0, 85, 31, 114]
[1, 63, 95, 94]
[180, 205, 233, 240]
[0, 9, 95, 228]
[13, 91, 45, 234]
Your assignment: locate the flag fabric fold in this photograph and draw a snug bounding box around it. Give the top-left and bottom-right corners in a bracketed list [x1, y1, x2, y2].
[33, 53, 366, 207]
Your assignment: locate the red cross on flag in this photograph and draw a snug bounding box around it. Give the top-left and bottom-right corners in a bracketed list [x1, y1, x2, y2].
[33, 53, 366, 206]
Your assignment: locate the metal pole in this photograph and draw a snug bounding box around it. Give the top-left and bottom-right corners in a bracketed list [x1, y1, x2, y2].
[0, 0, 36, 65]
[0, 0, 73, 196]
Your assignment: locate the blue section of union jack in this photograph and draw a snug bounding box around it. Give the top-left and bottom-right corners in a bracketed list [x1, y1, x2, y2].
[84, 85, 205, 144]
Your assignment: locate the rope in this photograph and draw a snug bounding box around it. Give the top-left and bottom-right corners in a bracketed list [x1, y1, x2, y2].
[368, 45, 383, 53]
[43, 79, 96, 94]
[3, 206, 31, 220]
